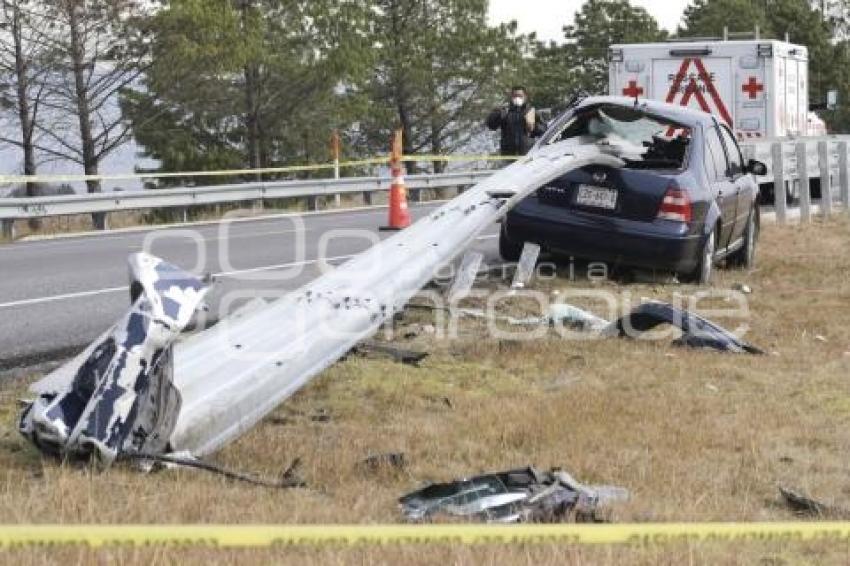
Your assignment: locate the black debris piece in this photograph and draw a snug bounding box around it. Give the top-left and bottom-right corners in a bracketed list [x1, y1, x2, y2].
[610, 302, 763, 354]
[356, 342, 429, 366]
[779, 487, 850, 519]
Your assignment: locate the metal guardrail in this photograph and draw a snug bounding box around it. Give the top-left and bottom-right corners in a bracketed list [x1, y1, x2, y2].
[4, 136, 850, 239]
[0, 170, 492, 238]
[739, 136, 850, 224]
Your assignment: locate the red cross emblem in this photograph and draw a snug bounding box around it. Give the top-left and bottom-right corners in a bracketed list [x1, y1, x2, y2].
[622, 80, 644, 98]
[742, 77, 764, 99]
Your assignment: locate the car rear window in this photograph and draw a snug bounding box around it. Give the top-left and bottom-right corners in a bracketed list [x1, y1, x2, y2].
[541, 104, 691, 170]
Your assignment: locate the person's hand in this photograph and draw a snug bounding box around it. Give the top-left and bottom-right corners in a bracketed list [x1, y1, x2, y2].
[524, 108, 536, 133]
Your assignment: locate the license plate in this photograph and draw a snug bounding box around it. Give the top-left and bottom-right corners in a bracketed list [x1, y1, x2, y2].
[575, 184, 617, 209]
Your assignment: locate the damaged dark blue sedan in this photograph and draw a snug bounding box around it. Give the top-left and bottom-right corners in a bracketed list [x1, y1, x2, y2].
[500, 96, 766, 284]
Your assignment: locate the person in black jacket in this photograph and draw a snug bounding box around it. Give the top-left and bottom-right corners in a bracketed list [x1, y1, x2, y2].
[486, 86, 546, 156]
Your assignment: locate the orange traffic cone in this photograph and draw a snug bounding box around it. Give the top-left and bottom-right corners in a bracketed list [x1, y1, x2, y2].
[380, 129, 412, 231]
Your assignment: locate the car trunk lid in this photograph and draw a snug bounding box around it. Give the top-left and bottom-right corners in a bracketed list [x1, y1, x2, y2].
[537, 164, 678, 222]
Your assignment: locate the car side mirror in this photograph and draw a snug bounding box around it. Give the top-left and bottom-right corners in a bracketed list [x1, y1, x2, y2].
[747, 159, 767, 176]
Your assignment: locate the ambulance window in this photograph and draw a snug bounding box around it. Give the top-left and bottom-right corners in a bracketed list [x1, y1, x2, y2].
[719, 126, 744, 176]
[705, 127, 729, 181]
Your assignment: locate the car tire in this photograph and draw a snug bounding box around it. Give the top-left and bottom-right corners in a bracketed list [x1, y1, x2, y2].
[683, 228, 715, 285]
[728, 209, 758, 269]
[498, 224, 524, 262]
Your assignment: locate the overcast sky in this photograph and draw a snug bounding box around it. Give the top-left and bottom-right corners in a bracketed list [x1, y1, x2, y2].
[488, 0, 692, 44]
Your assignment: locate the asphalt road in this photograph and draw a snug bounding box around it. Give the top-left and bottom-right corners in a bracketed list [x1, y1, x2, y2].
[0, 205, 502, 369]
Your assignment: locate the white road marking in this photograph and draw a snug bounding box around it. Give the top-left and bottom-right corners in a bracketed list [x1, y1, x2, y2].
[0, 256, 351, 310]
[0, 286, 130, 309]
[0, 234, 500, 310]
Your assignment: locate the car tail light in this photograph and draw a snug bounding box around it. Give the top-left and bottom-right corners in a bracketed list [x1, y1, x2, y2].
[657, 187, 693, 222]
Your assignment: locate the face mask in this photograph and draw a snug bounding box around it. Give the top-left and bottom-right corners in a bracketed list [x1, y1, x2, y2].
[512, 96, 525, 107]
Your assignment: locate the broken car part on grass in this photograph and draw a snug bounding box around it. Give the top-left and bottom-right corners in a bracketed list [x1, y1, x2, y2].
[399, 467, 629, 523]
[607, 301, 763, 354]
[20, 142, 625, 465]
[453, 300, 762, 354]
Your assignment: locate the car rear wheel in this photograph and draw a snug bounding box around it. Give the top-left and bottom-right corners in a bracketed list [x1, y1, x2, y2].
[498, 224, 524, 262]
[683, 229, 715, 285]
[728, 210, 758, 269]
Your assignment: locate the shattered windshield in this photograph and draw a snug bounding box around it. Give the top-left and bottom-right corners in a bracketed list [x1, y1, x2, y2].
[541, 104, 691, 169]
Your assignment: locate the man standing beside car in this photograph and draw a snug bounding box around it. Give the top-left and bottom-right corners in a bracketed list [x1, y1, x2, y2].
[486, 86, 546, 156]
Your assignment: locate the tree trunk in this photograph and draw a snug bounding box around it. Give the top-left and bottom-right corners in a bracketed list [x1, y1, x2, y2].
[389, 1, 415, 177]
[68, 2, 106, 230]
[430, 119, 447, 199]
[397, 101, 415, 175]
[430, 113, 445, 175]
[240, 2, 261, 177]
[244, 64, 261, 172]
[11, 4, 40, 230]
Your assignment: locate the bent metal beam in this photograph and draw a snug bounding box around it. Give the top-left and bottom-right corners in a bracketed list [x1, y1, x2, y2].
[24, 141, 624, 462]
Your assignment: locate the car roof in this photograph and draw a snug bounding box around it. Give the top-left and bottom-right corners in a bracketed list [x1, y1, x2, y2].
[574, 95, 716, 128]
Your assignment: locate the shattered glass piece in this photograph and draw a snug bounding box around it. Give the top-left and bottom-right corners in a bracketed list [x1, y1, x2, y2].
[547, 304, 610, 331]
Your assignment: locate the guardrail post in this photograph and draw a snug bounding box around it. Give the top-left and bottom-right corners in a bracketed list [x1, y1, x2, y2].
[796, 142, 811, 223]
[839, 141, 849, 214]
[362, 191, 373, 206]
[818, 141, 832, 218]
[1, 219, 14, 240]
[306, 196, 319, 211]
[772, 143, 787, 225]
[91, 211, 108, 231]
[332, 130, 342, 208]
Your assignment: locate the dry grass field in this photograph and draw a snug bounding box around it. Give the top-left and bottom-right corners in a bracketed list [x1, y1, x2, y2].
[1, 217, 849, 564]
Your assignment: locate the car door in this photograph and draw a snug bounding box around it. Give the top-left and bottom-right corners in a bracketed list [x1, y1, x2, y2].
[718, 124, 754, 247]
[703, 124, 737, 249]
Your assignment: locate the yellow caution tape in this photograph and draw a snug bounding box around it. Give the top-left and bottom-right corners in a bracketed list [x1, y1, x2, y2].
[0, 155, 513, 185]
[0, 522, 849, 548]
[0, 158, 387, 185]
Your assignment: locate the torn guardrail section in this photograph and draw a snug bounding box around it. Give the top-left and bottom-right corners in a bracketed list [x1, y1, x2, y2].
[22, 143, 624, 462]
[166, 145, 625, 457]
[19, 253, 209, 466]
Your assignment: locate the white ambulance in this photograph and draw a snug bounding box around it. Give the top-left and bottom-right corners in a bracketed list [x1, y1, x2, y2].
[608, 39, 810, 139]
